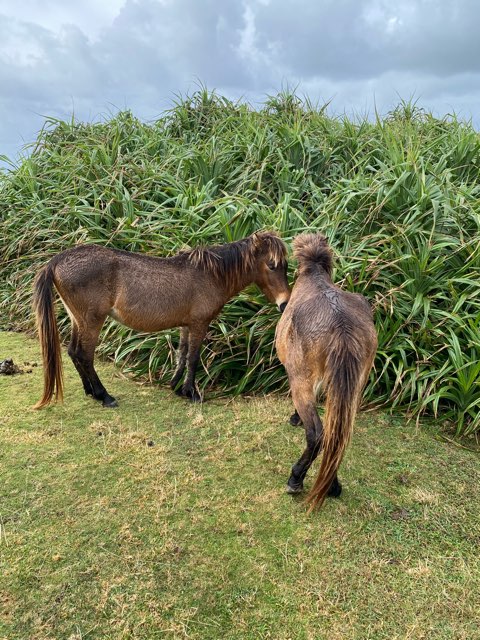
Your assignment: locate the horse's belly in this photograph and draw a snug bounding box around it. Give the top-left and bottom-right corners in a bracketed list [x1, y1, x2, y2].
[109, 304, 190, 332]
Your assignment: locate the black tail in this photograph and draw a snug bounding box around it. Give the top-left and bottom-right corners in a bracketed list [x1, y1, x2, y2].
[32, 264, 63, 408]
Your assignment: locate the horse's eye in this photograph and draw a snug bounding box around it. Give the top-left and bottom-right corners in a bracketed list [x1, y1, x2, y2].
[267, 262, 276, 270]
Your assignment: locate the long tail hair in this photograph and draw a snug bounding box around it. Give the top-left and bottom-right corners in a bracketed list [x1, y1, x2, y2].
[306, 338, 363, 511]
[32, 265, 63, 408]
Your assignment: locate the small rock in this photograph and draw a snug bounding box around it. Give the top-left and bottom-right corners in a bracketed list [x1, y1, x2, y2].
[0, 359, 21, 375]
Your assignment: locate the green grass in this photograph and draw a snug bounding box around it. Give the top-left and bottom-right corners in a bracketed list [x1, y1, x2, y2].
[1, 91, 480, 434]
[1, 331, 479, 639]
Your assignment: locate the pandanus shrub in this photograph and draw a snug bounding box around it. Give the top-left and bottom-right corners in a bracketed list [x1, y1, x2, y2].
[1, 91, 479, 435]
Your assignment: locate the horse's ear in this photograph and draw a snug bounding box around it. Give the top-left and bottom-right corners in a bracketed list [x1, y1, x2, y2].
[250, 231, 260, 242]
[250, 232, 262, 249]
[250, 230, 276, 245]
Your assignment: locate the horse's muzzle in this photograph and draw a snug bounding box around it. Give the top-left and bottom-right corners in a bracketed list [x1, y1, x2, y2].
[279, 301, 288, 313]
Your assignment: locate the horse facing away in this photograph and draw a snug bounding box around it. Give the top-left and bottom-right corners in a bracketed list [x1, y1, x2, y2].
[275, 234, 377, 511]
[33, 231, 290, 409]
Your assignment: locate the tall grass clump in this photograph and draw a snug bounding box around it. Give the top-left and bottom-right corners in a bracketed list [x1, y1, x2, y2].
[1, 90, 480, 435]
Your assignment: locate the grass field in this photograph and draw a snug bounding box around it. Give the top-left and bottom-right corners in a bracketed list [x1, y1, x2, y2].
[1, 330, 479, 639]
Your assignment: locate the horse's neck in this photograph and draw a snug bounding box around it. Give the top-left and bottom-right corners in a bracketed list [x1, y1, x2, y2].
[300, 267, 332, 287]
[223, 265, 256, 298]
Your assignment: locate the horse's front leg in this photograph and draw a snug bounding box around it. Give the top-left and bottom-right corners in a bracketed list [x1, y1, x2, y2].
[289, 409, 303, 426]
[180, 323, 209, 403]
[170, 327, 189, 393]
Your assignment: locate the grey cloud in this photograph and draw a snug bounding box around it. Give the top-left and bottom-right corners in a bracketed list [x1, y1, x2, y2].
[1, 0, 480, 161]
[250, 0, 480, 80]
[100, 0, 250, 89]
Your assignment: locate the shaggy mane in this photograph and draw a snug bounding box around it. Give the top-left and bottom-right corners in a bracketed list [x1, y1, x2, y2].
[293, 233, 333, 276]
[186, 232, 287, 290]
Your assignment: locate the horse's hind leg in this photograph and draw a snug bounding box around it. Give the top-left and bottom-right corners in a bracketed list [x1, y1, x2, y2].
[286, 380, 340, 497]
[180, 323, 209, 403]
[286, 384, 323, 494]
[287, 373, 303, 426]
[68, 316, 117, 408]
[170, 327, 189, 393]
[68, 324, 91, 397]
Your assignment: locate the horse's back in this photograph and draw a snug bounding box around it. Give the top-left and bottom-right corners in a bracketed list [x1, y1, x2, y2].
[276, 280, 376, 374]
[49, 244, 225, 332]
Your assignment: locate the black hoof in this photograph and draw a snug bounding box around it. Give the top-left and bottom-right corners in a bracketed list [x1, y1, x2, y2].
[102, 396, 118, 408]
[181, 386, 202, 403]
[289, 412, 303, 427]
[327, 477, 342, 498]
[188, 391, 202, 403]
[286, 480, 303, 494]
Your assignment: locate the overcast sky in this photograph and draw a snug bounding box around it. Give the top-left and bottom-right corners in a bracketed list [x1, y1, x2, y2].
[2, 0, 480, 163]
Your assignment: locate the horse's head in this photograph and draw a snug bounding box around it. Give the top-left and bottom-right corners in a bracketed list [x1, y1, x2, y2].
[250, 232, 291, 312]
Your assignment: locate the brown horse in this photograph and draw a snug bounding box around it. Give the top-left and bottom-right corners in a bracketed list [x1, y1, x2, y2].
[33, 232, 290, 409]
[275, 234, 377, 511]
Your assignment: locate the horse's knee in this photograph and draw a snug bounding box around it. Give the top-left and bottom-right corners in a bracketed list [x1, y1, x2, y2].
[68, 341, 90, 365]
[304, 419, 322, 450]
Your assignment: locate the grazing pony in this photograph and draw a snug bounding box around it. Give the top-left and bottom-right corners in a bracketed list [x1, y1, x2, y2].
[275, 234, 377, 510]
[33, 232, 290, 409]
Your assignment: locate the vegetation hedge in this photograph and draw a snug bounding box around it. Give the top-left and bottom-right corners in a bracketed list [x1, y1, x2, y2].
[1, 91, 479, 435]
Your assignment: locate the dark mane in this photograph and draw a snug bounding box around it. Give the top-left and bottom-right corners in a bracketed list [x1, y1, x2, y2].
[185, 232, 287, 289]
